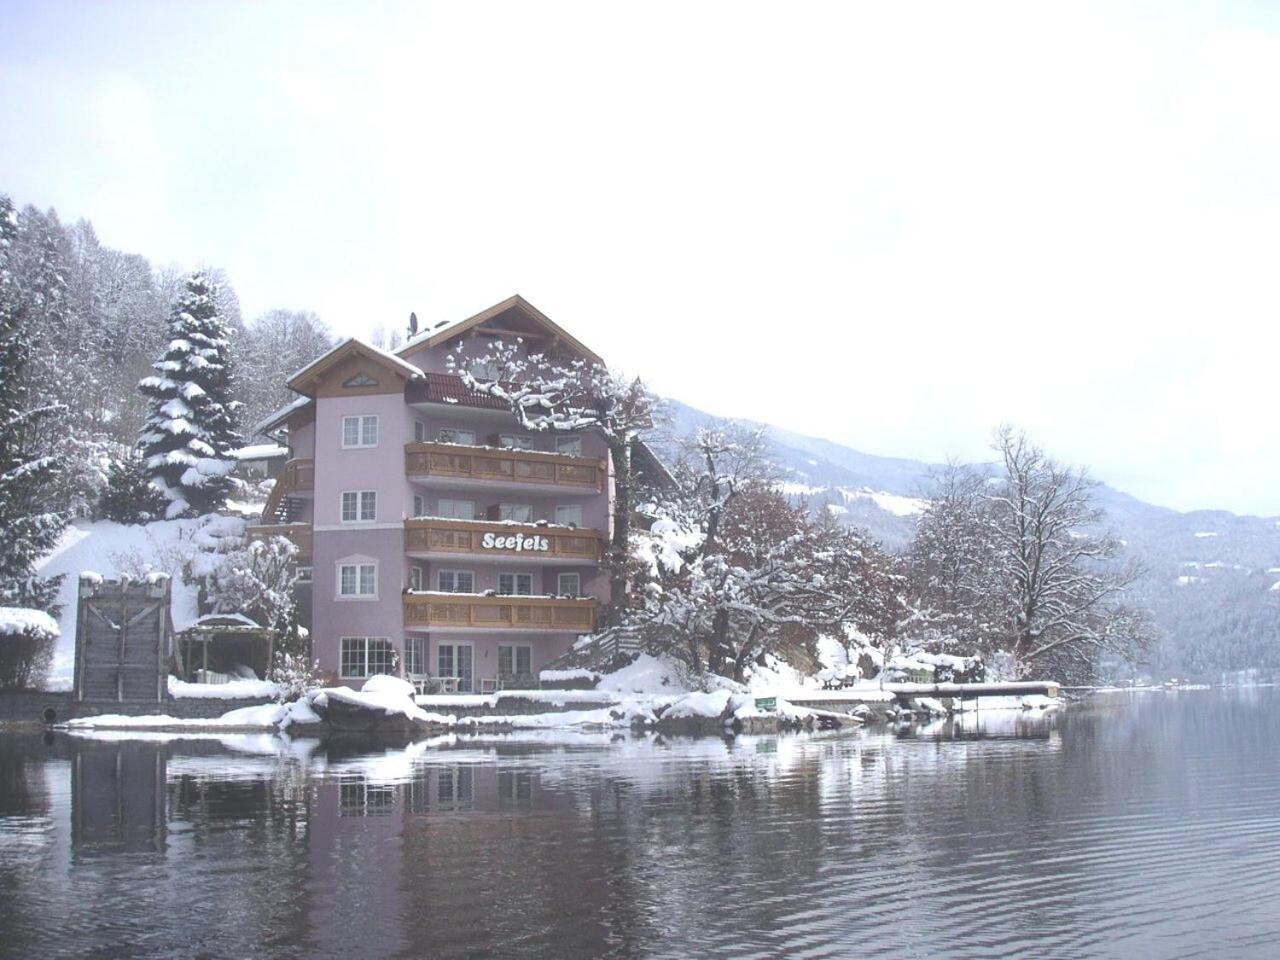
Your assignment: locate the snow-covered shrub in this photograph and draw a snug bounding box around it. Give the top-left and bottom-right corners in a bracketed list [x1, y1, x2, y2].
[0, 608, 59, 689]
[204, 535, 298, 631]
[269, 650, 322, 703]
[99, 453, 166, 523]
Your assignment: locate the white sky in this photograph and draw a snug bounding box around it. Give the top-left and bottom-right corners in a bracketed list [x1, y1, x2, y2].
[2, 1, 1278, 515]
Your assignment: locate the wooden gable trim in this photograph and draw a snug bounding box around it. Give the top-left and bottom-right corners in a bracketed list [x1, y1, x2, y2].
[288, 339, 420, 397]
[398, 295, 605, 366]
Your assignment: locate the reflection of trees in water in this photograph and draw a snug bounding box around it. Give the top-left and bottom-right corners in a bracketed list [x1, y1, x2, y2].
[0, 734, 56, 960]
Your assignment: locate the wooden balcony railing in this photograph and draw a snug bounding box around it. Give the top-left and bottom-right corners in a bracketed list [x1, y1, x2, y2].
[403, 593, 598, 631]
[261, 457, 315, 521]
[404, 442, 604, 491]
[404, 518, 603, 561]
[245, 523, 313, 565]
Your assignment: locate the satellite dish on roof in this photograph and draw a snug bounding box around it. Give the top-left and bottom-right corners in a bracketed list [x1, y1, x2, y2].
[408, 311, 419, 336]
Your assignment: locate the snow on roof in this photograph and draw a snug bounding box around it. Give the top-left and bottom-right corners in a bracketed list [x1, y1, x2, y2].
[189, 612, 264, 630]
[252, 395, 313, 435]
[288, 337, 423, 388]
[229, 443, 289, 461]
[0, 607, 60, 639]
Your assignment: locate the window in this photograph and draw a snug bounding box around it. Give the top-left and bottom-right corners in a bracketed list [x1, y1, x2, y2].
[498, 572, 533, 596]
[437, 643, 474, 692]
[557, 572, 581, 597]
[342, 415, 379, 448]
[437, 570, 474, 593]
[498, 503, 533, 523]
[414, 419, 426, 442]
[498, 644, 532, 678]
[340, 637, 395, 678]
[409, 566, 423, 591]
[555, 435, 582, 457]
[554, 504, 582, 527]
[469, 359, 501, 380]
[341, 490, 377, 523]
[498, 434, 533, 450]
[437, 766, 474, 807]
[405, 636, 427, 676]
[413, 494, 426, 518]
[499, 770, 534, 805]
[297, 566, 313, 583]
[338, 562, 377, 598]
[438, 427, 476, 446]
[437, 498, 475, 520]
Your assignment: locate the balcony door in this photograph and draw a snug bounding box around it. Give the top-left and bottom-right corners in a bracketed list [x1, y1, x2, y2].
[437, 642, 474, 693]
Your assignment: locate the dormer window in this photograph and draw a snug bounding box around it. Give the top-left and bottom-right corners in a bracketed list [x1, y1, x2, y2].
[342, 415, 379, 448]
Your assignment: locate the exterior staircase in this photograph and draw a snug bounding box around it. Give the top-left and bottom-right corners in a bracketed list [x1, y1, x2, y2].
[542, 624, 646, 674]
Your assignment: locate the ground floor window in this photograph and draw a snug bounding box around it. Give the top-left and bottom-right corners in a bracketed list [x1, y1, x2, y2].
[341, 637, 396, 678]
[437, 642, 474, 692]
[498, 643, 532, 679]
[405, 636, 427, 676]
[437, 766, 474, 808]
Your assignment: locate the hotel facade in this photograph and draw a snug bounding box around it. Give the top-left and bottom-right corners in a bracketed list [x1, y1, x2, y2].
[250, 296, 614, 692]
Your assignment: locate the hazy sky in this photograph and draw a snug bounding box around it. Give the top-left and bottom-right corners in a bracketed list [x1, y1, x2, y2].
[2, 1, 1278, 515]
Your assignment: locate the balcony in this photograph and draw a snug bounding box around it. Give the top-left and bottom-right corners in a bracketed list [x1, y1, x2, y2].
[405, 518, 604, 563]
[245, 523, 313, 565]
[404, 442, 605, 494]
[403, 593, 599, 632]
[260, 457, 315, 523]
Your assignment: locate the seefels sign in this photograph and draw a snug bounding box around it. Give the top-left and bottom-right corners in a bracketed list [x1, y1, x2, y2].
[481, 532, 550, 552]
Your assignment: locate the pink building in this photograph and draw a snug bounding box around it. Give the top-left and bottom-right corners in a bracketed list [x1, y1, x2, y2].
[250, 296, 614, 692]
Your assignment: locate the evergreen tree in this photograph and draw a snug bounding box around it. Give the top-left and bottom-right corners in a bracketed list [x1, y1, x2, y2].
[98, 452, 167, 523]
[138, 272, 242, 518]
[0, 195, 67, 612]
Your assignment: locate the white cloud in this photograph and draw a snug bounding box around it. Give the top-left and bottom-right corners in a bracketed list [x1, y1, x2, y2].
[2, 1, 1278, 514]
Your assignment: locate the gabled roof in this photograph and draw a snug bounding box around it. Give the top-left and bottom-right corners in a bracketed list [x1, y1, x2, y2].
[287, 338, 423, 396]
[253, 395, 313, 436]
[406, 372, 511, 410]
[398, 295, 604, 366]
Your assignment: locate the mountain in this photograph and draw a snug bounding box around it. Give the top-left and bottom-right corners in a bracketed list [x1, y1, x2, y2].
[659, 399, 1280, 677]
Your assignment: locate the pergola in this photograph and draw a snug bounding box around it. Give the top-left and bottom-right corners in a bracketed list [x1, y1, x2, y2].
[176, 613, 272, 684]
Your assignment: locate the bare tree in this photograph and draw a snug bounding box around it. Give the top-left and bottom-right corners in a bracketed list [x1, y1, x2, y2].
[988, 427, 1152, 677]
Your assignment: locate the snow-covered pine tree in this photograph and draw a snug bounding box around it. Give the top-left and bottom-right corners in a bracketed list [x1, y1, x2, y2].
[0, 195, 67, 611]
[138, 271, 242, 518]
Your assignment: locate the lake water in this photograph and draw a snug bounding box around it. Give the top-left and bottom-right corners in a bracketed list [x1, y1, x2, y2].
[1, 690, 1278, 959]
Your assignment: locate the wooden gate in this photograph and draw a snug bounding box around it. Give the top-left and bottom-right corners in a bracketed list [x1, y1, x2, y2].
[73, 574, 173, 703]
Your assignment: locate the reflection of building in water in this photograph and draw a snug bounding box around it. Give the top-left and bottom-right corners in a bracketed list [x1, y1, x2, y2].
[71, 740, 166, 857]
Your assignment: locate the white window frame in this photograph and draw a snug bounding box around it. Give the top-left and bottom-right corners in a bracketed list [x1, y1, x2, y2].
[414, 419, 426, 443]
[498, 572, 534, 596]
[436, 642, 474, 693]
[405, 636, 428, 677]
[437, 569, 474, 594]
[437, 498, 475, 520]
[337, 558, 378, 600]
[498, 433, 534, 450]
[498, 643, 533, 679]
[437, 427, 476, 446]
[555, 435, 582, 457]
[554, 504, 583, 527]
[557, 572, 581, 597]
[341, 490, 377, 523]
[498, 503, 533, 523]
[413, 494, 426, 518]
[409, 566, 424, 592]
[342, 414, 379, 449]
[340, 637, 395, 679]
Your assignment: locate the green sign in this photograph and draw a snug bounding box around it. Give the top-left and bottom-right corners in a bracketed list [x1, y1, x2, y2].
[754, 696, 777, 711]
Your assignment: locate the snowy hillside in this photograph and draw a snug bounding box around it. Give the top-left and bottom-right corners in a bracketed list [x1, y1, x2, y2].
[660, 399, 1280, 674]
[35, 516, 247, 686]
